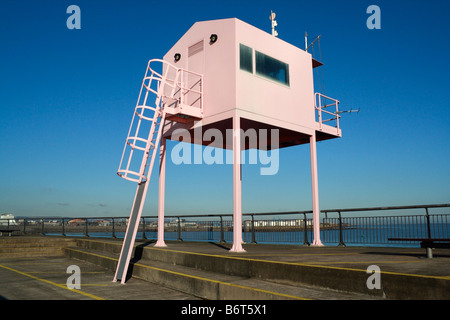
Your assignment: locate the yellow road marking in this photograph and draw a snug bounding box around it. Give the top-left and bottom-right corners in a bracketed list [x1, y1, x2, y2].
[228, 252, 358, 257]
[144, 245, 450, 281]
[76, 239, 450, 281]
[298, 260, 424, 265]
[66, 248, 310, 300]
[26, 271, 105, 274]
[0, 261, 71, 265]
[133, 260, 311, 300]
[0, 263, 105, 300]
[57, 283, 110, 287]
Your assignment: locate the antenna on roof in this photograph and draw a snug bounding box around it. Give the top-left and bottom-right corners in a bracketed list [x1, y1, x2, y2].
[306, 34, 322, 52]
[305, 32, 308, 51]
[269, 10, 278, 37]
[337, 108, 360, 115]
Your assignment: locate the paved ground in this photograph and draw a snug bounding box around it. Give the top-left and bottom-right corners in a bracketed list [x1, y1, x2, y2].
[1, 238, 449, 301]
[0, 255, 200, 300]
[136, 240, 450, 278]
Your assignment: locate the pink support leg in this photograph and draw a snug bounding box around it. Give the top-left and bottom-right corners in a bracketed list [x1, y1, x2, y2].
[310, 133, 323, 246]
[230, 115, 246, 253]
[155, 137, 167, 248]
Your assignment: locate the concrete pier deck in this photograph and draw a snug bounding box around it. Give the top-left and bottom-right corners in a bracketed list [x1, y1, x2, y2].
[0, 236, 449, 301]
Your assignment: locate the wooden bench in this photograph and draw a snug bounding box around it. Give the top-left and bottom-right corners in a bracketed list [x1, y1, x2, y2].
[388, 238, 450, 258]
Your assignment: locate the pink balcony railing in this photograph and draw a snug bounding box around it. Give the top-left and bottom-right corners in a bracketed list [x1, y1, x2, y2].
[315, 92, 340, 134]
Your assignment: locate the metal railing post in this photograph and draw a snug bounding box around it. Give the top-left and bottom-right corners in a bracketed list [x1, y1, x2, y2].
[200, 75, 204, 112]
[338, 211, 346, 247]
[219, 215, 225, 243]
[85, 218, 89, 237]
[112, 218, 116, 239]
[335, 100, 340, 134]
[302, 213, 310, 246]
[177, 217, 182, 241]
[208, 221, 213, 241]
[425, 208, 433, 258]
[425, 208, 431, 239]
[317, 93, 322, 129]
[251, 214, 257, 244]
[41, 219, 45, 236]
[62, 218, 66, 236]
[142, 217, 147, 240]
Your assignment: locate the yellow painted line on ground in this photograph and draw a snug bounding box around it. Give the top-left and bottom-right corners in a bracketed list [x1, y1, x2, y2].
[144, 246, 450, 281]
[66, 248, 117, 262]
[57, 283, 110, 287]
[78, 239, 450, 281]
[0, 261, 70, 265]
[133, 260, 311, 300]
[65, 248, 310, 300]
[26, 271, 105, 274]
[0, 252, 61, 256]
[298, 260, 424, 265]
[228, 252, 359, 257]
[0, 263, 105, 300]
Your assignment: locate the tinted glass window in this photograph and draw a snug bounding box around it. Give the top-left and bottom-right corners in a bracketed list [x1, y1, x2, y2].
[255, 51, 290, 86]
[239, 44, 253, 73]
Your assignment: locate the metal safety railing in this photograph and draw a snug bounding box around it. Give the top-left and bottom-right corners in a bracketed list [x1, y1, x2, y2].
[8, 204, 450, 247]
[153, 59, 203, 118]
[117, 59, 203, 183]
[176, 68, 203, 111]
[140, 58, 203, 111]
[321, 204, 450, 246]
[315, 92, 340, 134]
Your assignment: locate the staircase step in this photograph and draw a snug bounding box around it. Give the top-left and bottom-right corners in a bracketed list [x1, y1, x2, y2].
[0, 247, 64, 257]
[64, 246, 378, 300]
[0, 236, 77, 257]
[72, 239, 450, 300]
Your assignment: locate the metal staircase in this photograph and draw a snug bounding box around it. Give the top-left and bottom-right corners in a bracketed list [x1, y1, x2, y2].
[114, 59, 203, 284]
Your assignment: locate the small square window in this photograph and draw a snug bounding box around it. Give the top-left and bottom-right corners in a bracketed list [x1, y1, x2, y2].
[239, 44, 253, 73]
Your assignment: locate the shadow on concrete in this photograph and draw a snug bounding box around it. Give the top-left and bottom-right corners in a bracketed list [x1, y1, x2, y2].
[126, 240, 157, 282]
[207, 242, 231, 251]
[363, 250, 450, 259]
[124, 241, 231, 282]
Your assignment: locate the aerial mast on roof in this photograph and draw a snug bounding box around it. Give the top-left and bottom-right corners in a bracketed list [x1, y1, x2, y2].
[305, 32, 308, 51]
[305, 34, 322, 52]
[270, 10, 278, 37]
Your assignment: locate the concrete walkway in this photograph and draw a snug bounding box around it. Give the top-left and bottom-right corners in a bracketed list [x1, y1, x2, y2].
[138, 240, 450, 278]
[1, 236, 449, 301]
[0, 255, 200, 300]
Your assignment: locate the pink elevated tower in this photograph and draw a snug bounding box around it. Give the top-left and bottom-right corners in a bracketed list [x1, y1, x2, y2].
[113, 18, 341, 284]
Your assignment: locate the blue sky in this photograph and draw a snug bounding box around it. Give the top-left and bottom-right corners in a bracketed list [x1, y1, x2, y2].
[0, 0, 449, 218]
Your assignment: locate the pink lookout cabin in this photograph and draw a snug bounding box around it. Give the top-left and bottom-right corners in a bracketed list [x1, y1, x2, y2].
[113, 18, 342, 284]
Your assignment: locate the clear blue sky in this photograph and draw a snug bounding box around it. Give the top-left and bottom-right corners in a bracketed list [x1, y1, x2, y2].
[1, 0, 449, 218]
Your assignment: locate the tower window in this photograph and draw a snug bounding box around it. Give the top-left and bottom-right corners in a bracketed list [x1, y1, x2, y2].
[239, 43, 253, 73]
[255, 51, 290, 86]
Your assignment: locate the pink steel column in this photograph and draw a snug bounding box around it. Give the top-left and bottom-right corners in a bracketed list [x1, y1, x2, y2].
[155, 137, 167, 247]
[230, 115, 246, 252]
[310, 132, 323, 246]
